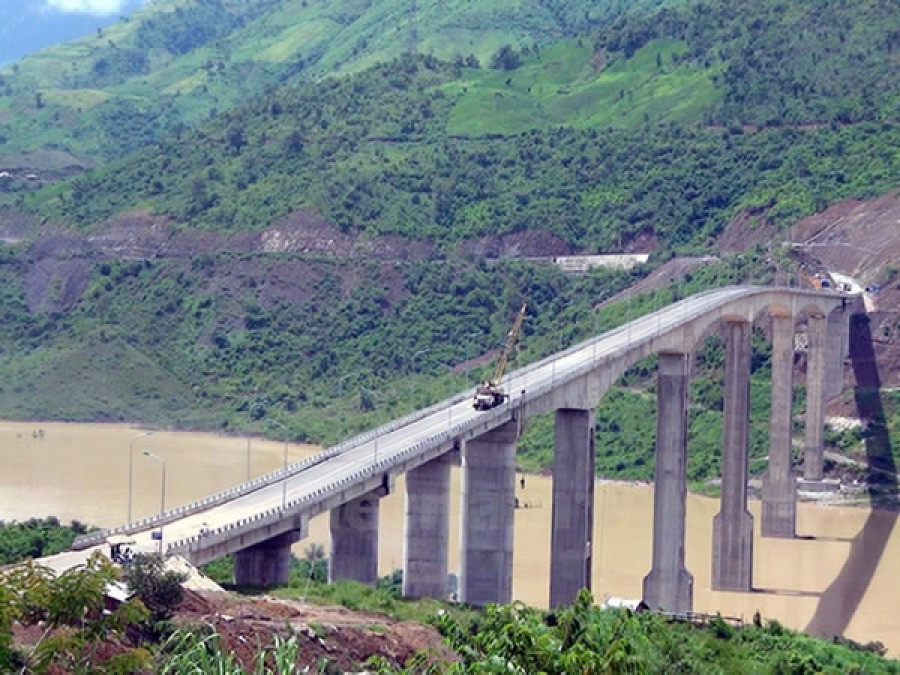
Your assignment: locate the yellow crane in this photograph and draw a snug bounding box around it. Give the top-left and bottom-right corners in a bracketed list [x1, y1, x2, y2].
[473, 301, 527, 411]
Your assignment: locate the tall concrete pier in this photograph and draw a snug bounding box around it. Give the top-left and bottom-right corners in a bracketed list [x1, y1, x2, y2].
[403, 455, 452, 599]
[329, 491, 381, 584]
[711, 320, 754, 590]
[234, 530, 301, 587]
[804, 315, 827, 480]
[549, 408, 595, 607]
[643, 352, 693, 613]
[762, 314, 796, 537]
[459, 420, 518, 606]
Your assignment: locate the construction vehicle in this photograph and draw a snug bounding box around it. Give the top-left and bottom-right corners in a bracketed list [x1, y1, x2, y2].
[473, 302, 527, 411]
[107, 535, 136, 564]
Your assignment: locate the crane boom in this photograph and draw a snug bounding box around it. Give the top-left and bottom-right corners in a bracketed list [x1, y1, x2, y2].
[492, 301, 527, 383]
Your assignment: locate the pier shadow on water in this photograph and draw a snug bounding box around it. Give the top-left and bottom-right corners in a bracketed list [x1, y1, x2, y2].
[805, 314, 898, 642]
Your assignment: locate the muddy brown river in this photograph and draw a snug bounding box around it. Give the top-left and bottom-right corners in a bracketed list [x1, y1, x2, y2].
[1, 421, 897, 654]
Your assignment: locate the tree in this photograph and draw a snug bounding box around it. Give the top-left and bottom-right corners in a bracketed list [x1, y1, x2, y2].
[490, 45, 522, 70]
[1, 553, 151, 672]
[121, 553, 187, 622]
[226, 125, 246, 155]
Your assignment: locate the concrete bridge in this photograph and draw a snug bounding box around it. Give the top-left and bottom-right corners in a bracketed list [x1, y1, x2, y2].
[60, 285, 850, 613]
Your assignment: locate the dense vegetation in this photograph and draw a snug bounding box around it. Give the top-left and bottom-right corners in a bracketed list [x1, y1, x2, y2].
[15, 54, 897, 254]
[0, 518, 91, 565]
[0, 0, 675, 164]
[0, 0, 897, 166]
[430, 590, 898, 674]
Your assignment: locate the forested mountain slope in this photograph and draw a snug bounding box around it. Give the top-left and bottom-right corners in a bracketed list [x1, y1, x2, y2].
[0, 0, 677, 165]
[16, 55, 898, 253]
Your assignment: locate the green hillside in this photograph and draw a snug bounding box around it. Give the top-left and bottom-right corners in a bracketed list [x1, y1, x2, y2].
[446, 38, 720, 135]
[16, 54, 897, 252]
[0, 0, 678, 166]
[0, 0, 894, 166]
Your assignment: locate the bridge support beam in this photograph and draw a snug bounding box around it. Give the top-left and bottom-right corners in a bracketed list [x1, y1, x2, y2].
[762, 314, 796, 537]
[712, 320, 754, 591]
[643, 352, 693, 613]
[329, 491, 382, 585]
[804, 315, 827, 480]
[234, 530, 302, 588]
[460, 420, 517, 606]
[550, 408, 595, 608]
[403, 455, 451, 599]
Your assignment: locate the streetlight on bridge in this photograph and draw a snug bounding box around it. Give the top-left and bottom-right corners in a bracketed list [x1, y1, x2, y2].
[267, 419, 290, 510]
[127, 431, 153, 525]
[142, 450, 167, 556]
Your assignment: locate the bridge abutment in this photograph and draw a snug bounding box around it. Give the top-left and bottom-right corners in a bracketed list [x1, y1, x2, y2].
[712, 320, 754, 591]
[329, 490, 382, 585]
[403, 454, 452, 599]
[234, 530, 302, 587]
[643, 352, 693, 613]
[762, 314, 796, 537]
[549, 408, 595, 608]
[460, 419, 517, 606]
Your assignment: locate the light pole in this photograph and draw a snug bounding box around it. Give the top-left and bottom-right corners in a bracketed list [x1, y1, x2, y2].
[268, 420, 289, 509]
[127, 431, 153, 525]
[246, 435, 252, 482]
[143, 450, 166, 556]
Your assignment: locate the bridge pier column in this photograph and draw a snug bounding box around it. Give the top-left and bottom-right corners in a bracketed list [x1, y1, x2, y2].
[804, 315, 827, 480]
[712, 320, 754, 591]
[460, 420, 517, 606]
[762, 314, 796, 537]
[403, 455, 451, 599]
[329, 491, 382, 585]
[550, 408, 595, 608]
[234, 530, 302, 588]
[824, 308, 847, 400]
[643, 352, 693, 613]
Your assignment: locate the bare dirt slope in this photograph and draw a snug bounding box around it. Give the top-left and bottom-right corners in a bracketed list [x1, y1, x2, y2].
[175, 589, 453, 672]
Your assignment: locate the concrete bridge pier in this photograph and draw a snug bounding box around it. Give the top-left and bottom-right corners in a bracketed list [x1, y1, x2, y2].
[762, 314, 796, 537]
[643, 352, 693, 613]
[403, 454, 453, 599]
[804, 315, 827, 480]
[824, 307, 847, 400]
[712, 320, 754, 591]
[234, 530, 303, 587]
[329, 489, 384, 585]
[460, 419, 518, 606]
[549, 408, 595, 608]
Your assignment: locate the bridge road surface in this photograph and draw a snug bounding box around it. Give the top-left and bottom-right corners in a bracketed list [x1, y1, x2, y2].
[39, 287, 759, 574]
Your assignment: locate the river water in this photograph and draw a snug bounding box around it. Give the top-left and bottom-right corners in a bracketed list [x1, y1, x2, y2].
[1, 421, 897, 654]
